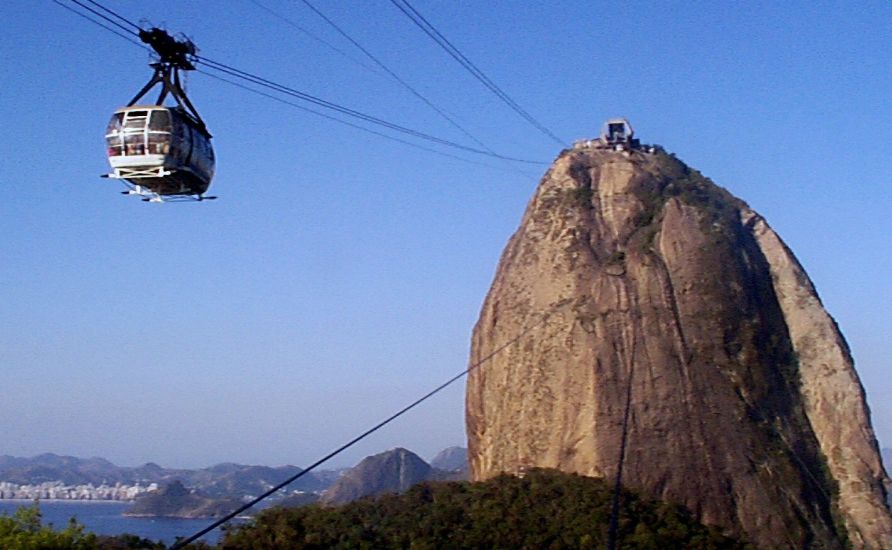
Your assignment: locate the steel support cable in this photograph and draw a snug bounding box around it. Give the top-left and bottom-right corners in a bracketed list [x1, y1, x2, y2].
[195, 56, 546, 164]
[607, 355, 636, 550]
[55, 0, 546, 165]
[52, 0, 147, 50]
[391, 0, 541, 134]
[389, 0, 566, 147]
[249, 0, 384, 77]
[393, 0, 552, 140]
[197, 68, 504, 171]
[299, 0, 500, 156]
[607, 303, 639, 550]
[67, 0, 140, 38]
[81, 0, 142, 32]
[171, 304, 567, 549]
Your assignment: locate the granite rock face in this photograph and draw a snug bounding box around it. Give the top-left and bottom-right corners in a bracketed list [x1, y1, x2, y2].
[466, 146, 892, 548]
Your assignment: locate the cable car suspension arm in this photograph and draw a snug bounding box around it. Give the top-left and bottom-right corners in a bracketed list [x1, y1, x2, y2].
[126, 28, 210, 134]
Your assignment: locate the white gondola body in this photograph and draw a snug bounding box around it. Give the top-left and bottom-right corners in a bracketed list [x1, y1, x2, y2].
[105, 106, 214, 196]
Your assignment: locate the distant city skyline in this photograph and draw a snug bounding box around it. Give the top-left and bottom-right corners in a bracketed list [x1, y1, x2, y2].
[2, 1, 890, 468]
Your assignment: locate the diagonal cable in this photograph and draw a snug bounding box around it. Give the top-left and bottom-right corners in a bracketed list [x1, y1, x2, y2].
[81, 0, 142, 31]
[248, 0, 384, 76]
[67, 0, 140, 37]
[52, 0, 147, 49]
[390, 0, 565, 147]
[198, 68, 505, 171]
[299, 0, 501, 156]
[196, 56, 545, 164]
[170, 303, 567, 549]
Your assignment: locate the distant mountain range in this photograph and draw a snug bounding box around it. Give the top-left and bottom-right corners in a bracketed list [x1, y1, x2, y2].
[0, 453, 337, 498]
[0, 447, 469, 508]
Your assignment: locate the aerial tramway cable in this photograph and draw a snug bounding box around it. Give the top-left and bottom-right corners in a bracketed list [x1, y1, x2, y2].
[60, 0, 500, 171]
[169, 305, 568, 549]
[51, 0, 147, 50]
[389, 0, 566, 147]
[249, 0, 385, 78]
[68, 0, 141, 36]
[194, 55, 544, 164]
[197, 67, 505, 171]
[57, 0, 547, 166]
[298, 0, 503, 157]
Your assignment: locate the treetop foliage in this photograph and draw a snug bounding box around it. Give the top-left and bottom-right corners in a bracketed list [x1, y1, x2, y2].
[220, 468, 747, 549]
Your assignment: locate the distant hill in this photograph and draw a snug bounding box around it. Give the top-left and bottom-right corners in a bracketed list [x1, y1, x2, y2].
[430, 446, 468, 472]
[0, 453, 336, 498]
[321, 448, 431, 505]
[124, 480, 242, 518]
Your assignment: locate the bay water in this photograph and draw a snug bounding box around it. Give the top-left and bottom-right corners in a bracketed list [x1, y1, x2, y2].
[0, 500, 234, 546]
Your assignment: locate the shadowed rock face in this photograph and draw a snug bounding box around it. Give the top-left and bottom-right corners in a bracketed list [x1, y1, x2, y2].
[466, 147, 892, 549]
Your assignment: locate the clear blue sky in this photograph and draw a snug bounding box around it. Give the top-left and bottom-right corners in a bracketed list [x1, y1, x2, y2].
[1, 1, 889, 469]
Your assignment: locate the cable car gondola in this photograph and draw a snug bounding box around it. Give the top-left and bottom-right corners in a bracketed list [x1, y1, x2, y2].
[104, 28, 215, 202]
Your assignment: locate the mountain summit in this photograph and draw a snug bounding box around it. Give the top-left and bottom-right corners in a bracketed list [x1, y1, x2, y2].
[466, 138, 892, 548]
[321, 448, 431, 505]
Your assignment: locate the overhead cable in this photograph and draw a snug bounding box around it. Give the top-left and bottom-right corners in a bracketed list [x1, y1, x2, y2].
[51, 0, 147, 50]
[248, 0, 383, 76]
[607, 326, 638, 550]
[68, 0, 141, 37]
[198, 68, 505, 171]
[196, 56, 545, 164]
[56, 0, 546, 165]
[390, 0, 566, 147]
[298, 0, 501, 156]
[170, 304, 567, 549]
[81, 0, 142, 31]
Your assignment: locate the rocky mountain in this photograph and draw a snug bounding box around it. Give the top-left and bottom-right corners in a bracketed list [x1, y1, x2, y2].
[321, 448, 432, 505]
[466, 143, 892, 548]
[124, 480, 242, 518]
[430, 446, 468, 473]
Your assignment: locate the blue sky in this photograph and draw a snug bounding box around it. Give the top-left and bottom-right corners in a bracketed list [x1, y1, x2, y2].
[1, 1, 890, 468]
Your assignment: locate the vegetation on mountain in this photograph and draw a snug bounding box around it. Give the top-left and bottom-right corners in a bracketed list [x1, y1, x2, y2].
[124, 481, 243, 519]
[220, 468, 745, 549]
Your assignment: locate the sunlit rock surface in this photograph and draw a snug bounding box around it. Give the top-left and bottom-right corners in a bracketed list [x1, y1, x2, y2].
[466, 146, 892, 548]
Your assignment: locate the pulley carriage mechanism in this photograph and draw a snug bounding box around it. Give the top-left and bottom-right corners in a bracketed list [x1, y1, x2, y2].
[103, 28, 215, 202]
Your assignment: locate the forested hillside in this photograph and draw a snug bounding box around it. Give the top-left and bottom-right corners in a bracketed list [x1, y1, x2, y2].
[220, 469, 744, 549]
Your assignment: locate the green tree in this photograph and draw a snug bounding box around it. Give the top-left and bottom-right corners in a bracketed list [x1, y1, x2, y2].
[221, 469, 748, 549]
[0, 503, 97, 550]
